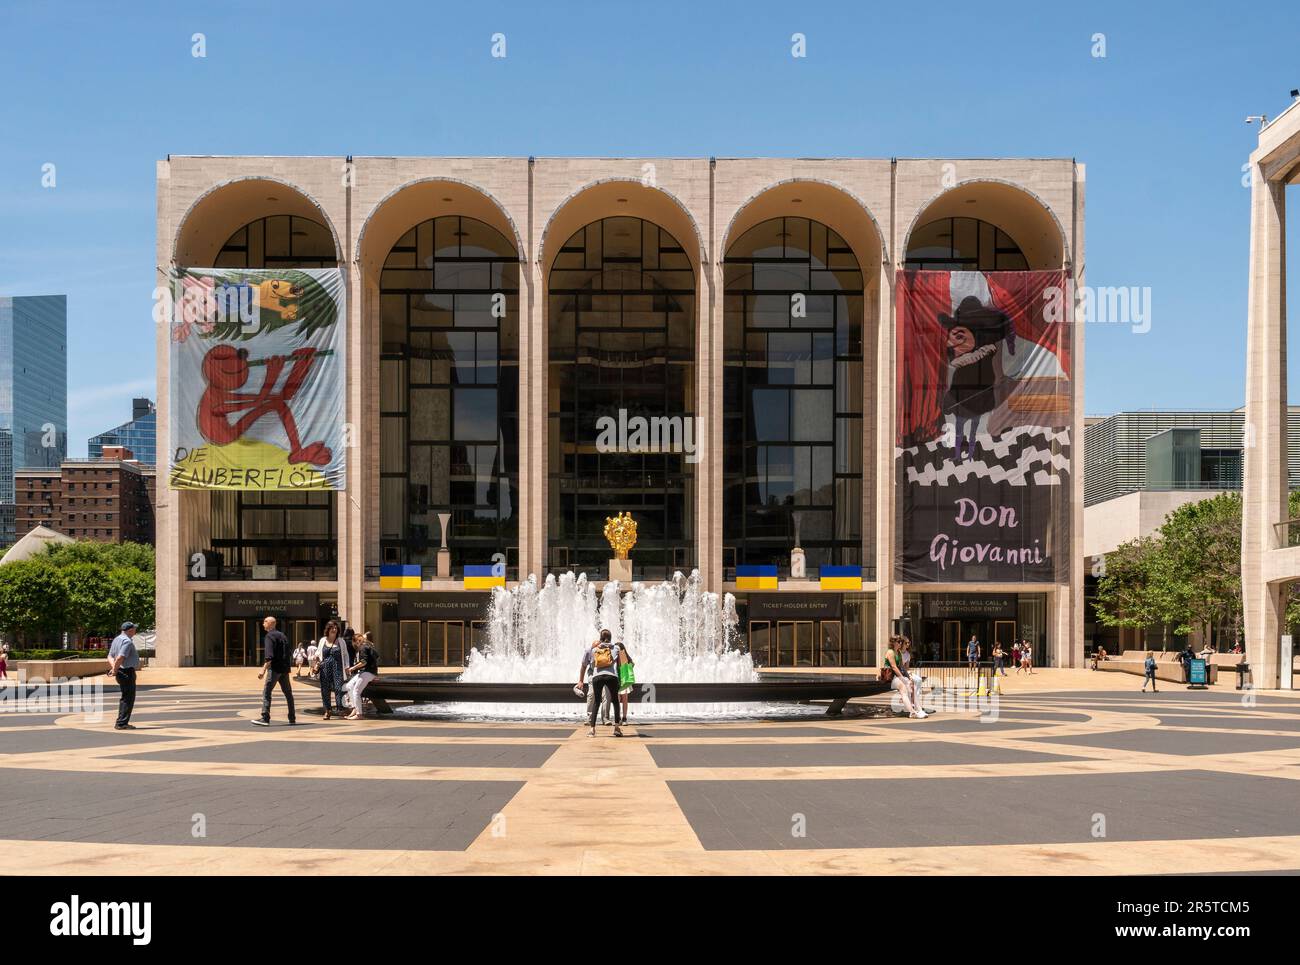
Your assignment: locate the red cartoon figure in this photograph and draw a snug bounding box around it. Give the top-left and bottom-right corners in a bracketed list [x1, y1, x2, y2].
[197, 344, 332, 465]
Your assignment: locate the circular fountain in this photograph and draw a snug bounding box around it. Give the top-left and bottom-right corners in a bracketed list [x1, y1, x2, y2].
[365, 569, 887, 720]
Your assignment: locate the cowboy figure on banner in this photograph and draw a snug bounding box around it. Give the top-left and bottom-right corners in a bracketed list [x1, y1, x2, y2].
[940, 287, 1016, 462]
[168, 268, 347, 492]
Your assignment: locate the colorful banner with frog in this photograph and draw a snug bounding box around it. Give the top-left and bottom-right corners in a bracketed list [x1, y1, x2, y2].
[167, 268, 346, 490]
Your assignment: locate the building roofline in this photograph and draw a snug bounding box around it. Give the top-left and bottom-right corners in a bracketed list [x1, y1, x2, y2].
[164, 154, 1080, 163]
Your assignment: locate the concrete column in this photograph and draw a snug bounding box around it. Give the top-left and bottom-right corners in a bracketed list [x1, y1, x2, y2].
[339, 257, 364, 625]
[1243, 175, 1288, 689]
[698, 253, 722, 592]
[527, 256, 546, 580]
[874, 258, 896, 664]
[154, 160, 184, 667]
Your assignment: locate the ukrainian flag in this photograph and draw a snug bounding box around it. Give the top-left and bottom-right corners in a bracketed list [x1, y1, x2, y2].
[735, 564, 778, 591]
[379, 564, 421, 590]
[819, 565, 863, 591]
[463, 564, 505, 590]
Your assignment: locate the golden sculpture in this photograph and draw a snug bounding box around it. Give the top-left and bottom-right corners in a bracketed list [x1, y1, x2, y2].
[603, 511, 638, 560]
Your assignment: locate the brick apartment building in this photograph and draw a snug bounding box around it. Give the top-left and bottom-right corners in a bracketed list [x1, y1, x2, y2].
[15, 446, 156, 544]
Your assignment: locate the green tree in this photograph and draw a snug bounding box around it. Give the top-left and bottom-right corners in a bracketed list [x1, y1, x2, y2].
[108, 567, 155, 631]
[1093, 536, 1166, 642]
[0, 560, 68, 646]
[1157, 493, 1243, 646]
[62, 562, 120, 639]
[42, 540, 153, 574]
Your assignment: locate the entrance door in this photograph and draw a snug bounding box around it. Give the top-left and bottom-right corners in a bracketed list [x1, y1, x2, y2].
[776, 621, 814, 667]
[749, 621, 771, 666]
[819, 621, 842, 667]
[942, 620, 961, 662]
[994, 620, 1016, 654]
[223, 620, 246, 667]
[399, 620, 422, 666]
[292, 620, 317, 656]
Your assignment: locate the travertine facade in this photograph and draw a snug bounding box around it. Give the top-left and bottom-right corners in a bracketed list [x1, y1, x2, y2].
[155, 156, 1086, 668]
[1243, 102, 1300, 689]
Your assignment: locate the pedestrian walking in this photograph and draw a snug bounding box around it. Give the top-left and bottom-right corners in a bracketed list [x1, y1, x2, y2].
[292, 641, 307, 678]
[1020, 639, 1034, 674]
[254, 615, 296, 726]
[106, 621, 141, 730]
[307, 640, 320, 677]
[344, 632, 380, 720]
[578, 629, 623, 737]
[993, 643, 1006, 677]
[966, 633, 980, 672]
[1141, 652, 1159, 692]
[317, 620, 347, 719]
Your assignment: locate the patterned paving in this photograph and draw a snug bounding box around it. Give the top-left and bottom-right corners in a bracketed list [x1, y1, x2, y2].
[3, 674, 1300, 874]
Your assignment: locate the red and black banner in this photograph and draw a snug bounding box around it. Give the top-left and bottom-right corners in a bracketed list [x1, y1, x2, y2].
[895, 270, 1072, 583]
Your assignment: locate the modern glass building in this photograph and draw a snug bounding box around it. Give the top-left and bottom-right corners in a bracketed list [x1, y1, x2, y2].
[0, 295, 68, 547]
[88, 397, 156, 461]
[155, 157, 1085, 670]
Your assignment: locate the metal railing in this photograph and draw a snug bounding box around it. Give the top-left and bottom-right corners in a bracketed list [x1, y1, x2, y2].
[364, 564, 519, 583]
[186, 552, 337, 582]
[722, 563, 878, 584]
[1276, 518, 1300, 548]
[912, 660, 995, 694]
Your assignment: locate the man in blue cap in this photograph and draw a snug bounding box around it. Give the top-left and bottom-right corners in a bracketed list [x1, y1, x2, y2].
[106, 621, 141, 730]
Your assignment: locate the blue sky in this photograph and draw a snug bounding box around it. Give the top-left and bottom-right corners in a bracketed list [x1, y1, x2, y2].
[1, 0, 1297, 454]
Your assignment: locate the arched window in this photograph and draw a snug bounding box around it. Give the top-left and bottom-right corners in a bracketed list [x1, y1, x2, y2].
[548, 216, 695, 577]
[904, 217, 1028, 271]
[723, 217, 863, 574]
[216, 215, 336, 268]
[378, 217, 520, 573]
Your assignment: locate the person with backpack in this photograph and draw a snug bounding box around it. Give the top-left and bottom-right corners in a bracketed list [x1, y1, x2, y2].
[578, 629, 623, 737]
[344, 631, 380, 720]
[1142, 652, 1159, 692]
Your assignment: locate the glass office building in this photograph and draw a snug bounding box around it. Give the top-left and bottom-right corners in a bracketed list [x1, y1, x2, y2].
[88, 398, 156, 461]
[0, 295, 67, 547]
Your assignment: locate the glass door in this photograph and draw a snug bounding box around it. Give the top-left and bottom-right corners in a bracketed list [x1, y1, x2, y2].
[749, 621, 771, 666]
[777, 621, 814, 666]
[446, 621, 465, 666]
[819, 620, 842, 667]
[942, 620, 961, 662]
[223, 620, 246, 667]
[292, 620, 317, 655]
[777, 622, 795, 666]
[399, 620, 422, 666]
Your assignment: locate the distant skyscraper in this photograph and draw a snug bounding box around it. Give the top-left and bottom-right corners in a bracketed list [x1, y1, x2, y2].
[0, 295, 68, 546]
[88, 397, 157, 461]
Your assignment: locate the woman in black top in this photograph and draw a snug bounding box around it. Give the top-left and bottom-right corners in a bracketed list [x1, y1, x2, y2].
[345, 631, 380, 721]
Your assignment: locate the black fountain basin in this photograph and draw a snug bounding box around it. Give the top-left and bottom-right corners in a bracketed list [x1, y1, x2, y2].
[363, 673, 888, 717]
